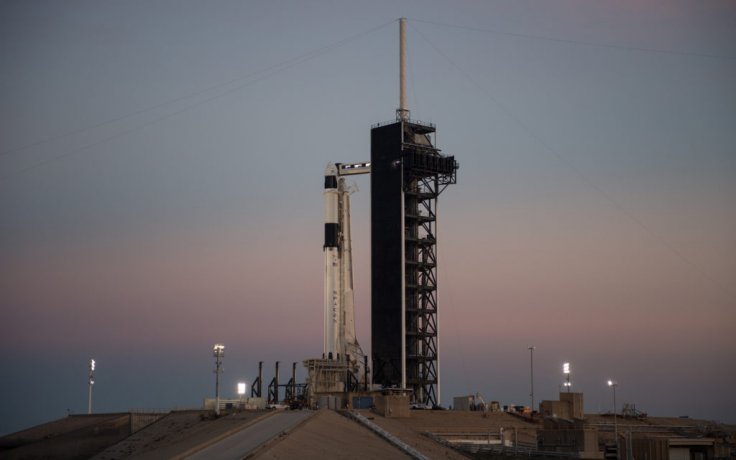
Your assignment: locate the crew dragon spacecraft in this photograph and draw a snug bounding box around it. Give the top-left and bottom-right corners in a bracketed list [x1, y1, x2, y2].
[322, 161, 371, 383]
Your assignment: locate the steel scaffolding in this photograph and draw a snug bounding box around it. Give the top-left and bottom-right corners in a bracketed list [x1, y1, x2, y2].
[402, 122, 456, 406]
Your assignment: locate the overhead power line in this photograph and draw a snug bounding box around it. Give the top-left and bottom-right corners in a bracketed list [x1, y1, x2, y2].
[410, 22, 731, 297]
[0, 19, 397, 174]
[411, 18, 736, 61]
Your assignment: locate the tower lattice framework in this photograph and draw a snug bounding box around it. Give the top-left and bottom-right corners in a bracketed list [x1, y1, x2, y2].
[403, 128, 455, 405]
[371, 119, 456, 407]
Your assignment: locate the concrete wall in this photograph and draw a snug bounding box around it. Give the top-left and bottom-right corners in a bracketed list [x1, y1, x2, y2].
[373, 393, 410, 418]
[631, 437, 670, 460]
[540, 392, 584, 420]
[560, 392, 584, 419]
[317, 395, 343, 409]
[538, 427, 602, 458]
[540, 400, 570, 419]
[453, 395, 473, 411]
[627, 436, 721, 460]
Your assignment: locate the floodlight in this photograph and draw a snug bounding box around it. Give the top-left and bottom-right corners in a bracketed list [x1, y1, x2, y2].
[237, 382, 246, 396]
[528, 346, 535, 410]
[563, 362, 570, 374]
[212, 343, 225, 416]
[607, 378, 619, 458]
[87, 358, 96, 414]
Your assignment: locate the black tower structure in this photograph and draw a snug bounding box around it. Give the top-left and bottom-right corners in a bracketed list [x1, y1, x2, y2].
[371, 118, 457, 406]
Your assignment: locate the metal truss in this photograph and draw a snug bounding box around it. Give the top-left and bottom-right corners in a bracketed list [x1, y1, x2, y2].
[402, 128, 456, 407]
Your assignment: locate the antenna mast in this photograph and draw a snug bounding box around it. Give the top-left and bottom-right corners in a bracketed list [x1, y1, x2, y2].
[397, 18, 410, 121]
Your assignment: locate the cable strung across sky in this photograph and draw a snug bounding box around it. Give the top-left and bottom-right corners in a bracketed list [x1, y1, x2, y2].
[0, 19, 397, 177]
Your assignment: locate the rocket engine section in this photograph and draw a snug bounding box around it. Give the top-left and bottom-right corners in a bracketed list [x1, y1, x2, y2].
[323, 162, 369, 385]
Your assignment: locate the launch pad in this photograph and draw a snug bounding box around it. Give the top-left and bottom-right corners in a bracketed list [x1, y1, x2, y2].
[304, 19, 458, 408]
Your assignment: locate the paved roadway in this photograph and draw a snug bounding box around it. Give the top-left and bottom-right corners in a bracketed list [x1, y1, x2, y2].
[185, 410, 315, 460]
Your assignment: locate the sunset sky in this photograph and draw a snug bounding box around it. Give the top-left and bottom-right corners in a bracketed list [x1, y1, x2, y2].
[1, 0, 734, 435]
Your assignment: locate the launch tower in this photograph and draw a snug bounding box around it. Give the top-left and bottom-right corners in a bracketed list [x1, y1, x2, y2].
[371, 18, 457, 406]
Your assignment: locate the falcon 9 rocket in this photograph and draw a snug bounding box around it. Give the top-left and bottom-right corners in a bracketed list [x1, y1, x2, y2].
[323, 162, 370, 381]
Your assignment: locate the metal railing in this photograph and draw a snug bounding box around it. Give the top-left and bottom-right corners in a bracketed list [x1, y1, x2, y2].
[371, 119, 436, 129]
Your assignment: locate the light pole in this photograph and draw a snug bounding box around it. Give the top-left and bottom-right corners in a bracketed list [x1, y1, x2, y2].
[213, 344, 225, 416]
[608, 379, 619, 460]
[563, 362, 571, 392]
[87, 358, 95, 414]
[528, 346, 535, 412]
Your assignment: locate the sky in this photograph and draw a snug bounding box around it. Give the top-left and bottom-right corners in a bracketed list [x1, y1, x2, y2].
[1, 0, 735, 435]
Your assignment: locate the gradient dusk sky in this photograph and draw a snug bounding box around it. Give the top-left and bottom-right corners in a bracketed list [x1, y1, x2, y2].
[1, 0, 735, 435]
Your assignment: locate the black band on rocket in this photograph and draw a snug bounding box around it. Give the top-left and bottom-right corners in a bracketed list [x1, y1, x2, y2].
[324, 175, 337, 189]
[324, 223, 339, 248]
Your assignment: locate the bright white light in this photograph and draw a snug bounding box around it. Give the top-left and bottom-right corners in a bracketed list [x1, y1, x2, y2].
[213, 344, 225, 357]
[90, 359, 96, 371]
[564, 382, 572, 387]
[237, 382, 246, 395]
[563, 362, 570, 374]
[608, 380, 615, 387]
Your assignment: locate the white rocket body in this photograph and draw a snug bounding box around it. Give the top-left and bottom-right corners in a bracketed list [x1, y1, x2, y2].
[323, 174, 340, 358]
[323, 163, 369, 379]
